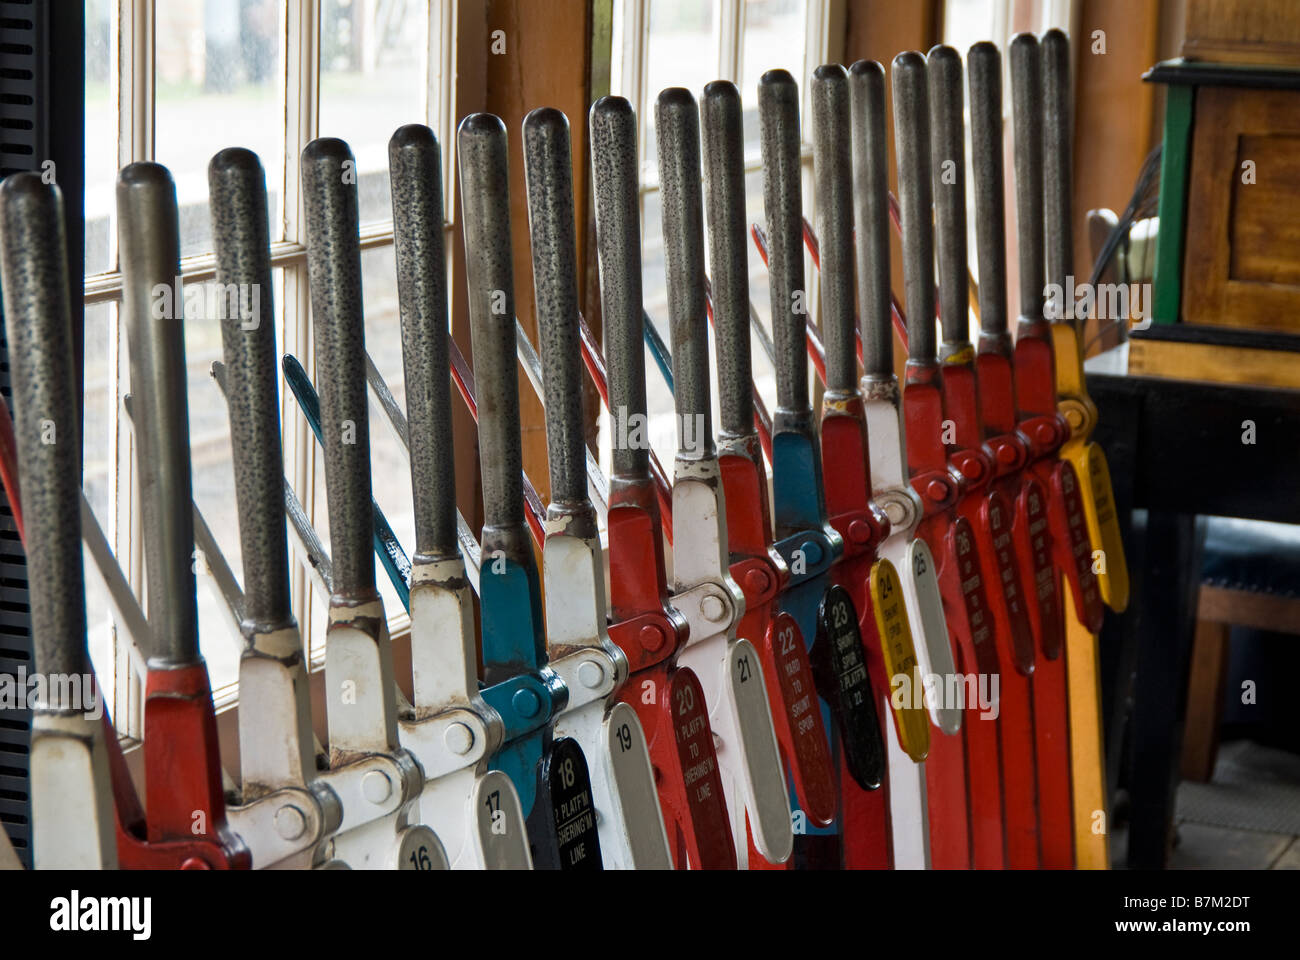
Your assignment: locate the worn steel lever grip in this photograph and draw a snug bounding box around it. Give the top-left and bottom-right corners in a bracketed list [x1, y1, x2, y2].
[301, 138, 377, 600]
[701, 81, 753, 440]
[655, 87, 713, 458]
[1010, 33, 1046, 323]
[2, 173, 119, 870]
[209, 148, 294, 630]
[589, 96, 651, 483]
[891, 53, 938, 365]
[0, 175, 86, 682]
[523, 107, 590, 514]
[758, 70, 811, 412]
[967, 42, 1009, 341]
[458, 114, 527, 535]
[1042, 29, 1073, 308]
[928, 45, 970, 352]
[850, 60, 894, 379]
[811, 64, 857, 393]
[118, 162, 200, 665]
[389, 125, 459, 562]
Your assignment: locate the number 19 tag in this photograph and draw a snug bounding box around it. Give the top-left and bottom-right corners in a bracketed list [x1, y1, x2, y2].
[601, 702, 672, 868]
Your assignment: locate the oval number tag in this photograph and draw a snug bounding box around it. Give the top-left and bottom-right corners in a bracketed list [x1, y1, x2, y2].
[728, 638, 794, 863]
[1014, 477, 1063, 659]
[666, 667, 736, 869]
[904, 538, 960, 734]
[393, 824, 449, 871]
[764, 610, 838, 823]
[982, 492, 1036, 676]
[530, 738, 602, 870]
[869, 559, 930, 762]
[1049, 460, 1105, 633]
[602, 702, 673, 868]
[811, 587, 884, 791]
[472, 770, 533, 869]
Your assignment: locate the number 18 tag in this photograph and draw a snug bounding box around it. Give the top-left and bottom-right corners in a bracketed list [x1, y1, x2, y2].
[530, 739, 602, 871]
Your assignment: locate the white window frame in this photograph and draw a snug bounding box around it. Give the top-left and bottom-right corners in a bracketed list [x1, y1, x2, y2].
[83, 0, 457, 735]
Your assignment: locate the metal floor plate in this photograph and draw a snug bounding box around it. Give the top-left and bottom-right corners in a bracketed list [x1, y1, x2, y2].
[1177, 741, 1300, 835]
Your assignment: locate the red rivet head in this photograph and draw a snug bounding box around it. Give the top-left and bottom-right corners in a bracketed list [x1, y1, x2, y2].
[996, 443, 1018, 465]
[639, 623, 666, 653]
[848, 519, 873, 544]
[744, 568, 772, 596]
[926, 479, 948, 502]
[960, 457, 982, 480]
[180, 857, 211, 870]
[1034, 422, 1056, 445]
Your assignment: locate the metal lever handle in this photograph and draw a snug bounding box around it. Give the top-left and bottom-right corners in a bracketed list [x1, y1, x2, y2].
[655, 87, 714, 459]
[1010, 33, 1046, 325]
[850, 60, 895, 380]
[891, 52, 938, 365]
[811, 63, 857, 393]
[928, 45, 971, 353]
[458, 113, 527, 538]
[389, 124, 459, 563]
[301, 138, 377, 601]
[1042, 28, 1074, 315]
[209, 148, 294, 630]
[589, 96, 652, 485]
[522, 107, 591, 517]
[118, 162, 200, 665]
[0, 175, 86, 683]
[758, 69, 811, 413]
[701, 81, 754, 441]
[968, 42, 1009, 342]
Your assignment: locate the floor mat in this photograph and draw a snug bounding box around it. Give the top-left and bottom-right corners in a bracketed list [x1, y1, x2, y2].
[1177, 741, 1300, 835]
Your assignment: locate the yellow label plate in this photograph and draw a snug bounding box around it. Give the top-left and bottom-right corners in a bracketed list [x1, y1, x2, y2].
[1062, 441, 1129, 612]
[870, 559, 930, 762]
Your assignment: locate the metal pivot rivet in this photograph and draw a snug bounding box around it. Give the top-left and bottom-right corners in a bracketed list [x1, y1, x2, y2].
[701, 594, 727, 623]
[744, 568, 772, 595]
[362, 770, 393, 804]
[640, 624, 667, 652]
[883, 498, 908, 526]
[800, 540, 824, 567]
[577, 660, 605, 689]
[443, 721, 474, 756]
[274, 804, 308, 841]
[512, 687, 541, 719]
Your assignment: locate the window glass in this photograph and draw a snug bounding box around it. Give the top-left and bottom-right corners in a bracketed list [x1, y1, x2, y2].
[361, 244, 415, 620]
[85, 0, 117, 274]
[83, 301, 116, 717]
[642, 0, 717, 179]
[739, 0, 807, 160]
[154, 0, 285, 258]
[180, 279, 247, 691]
[319, 0, 428, 225]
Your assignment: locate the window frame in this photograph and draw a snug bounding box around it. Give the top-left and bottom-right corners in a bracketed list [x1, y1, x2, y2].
[84, 0, 457, 734]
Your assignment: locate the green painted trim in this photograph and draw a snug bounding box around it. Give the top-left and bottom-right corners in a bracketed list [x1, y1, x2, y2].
[1152, 84, 1194, 325]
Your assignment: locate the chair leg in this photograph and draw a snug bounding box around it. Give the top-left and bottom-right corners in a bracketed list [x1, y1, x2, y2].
[1180, 616, 1230, 782]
